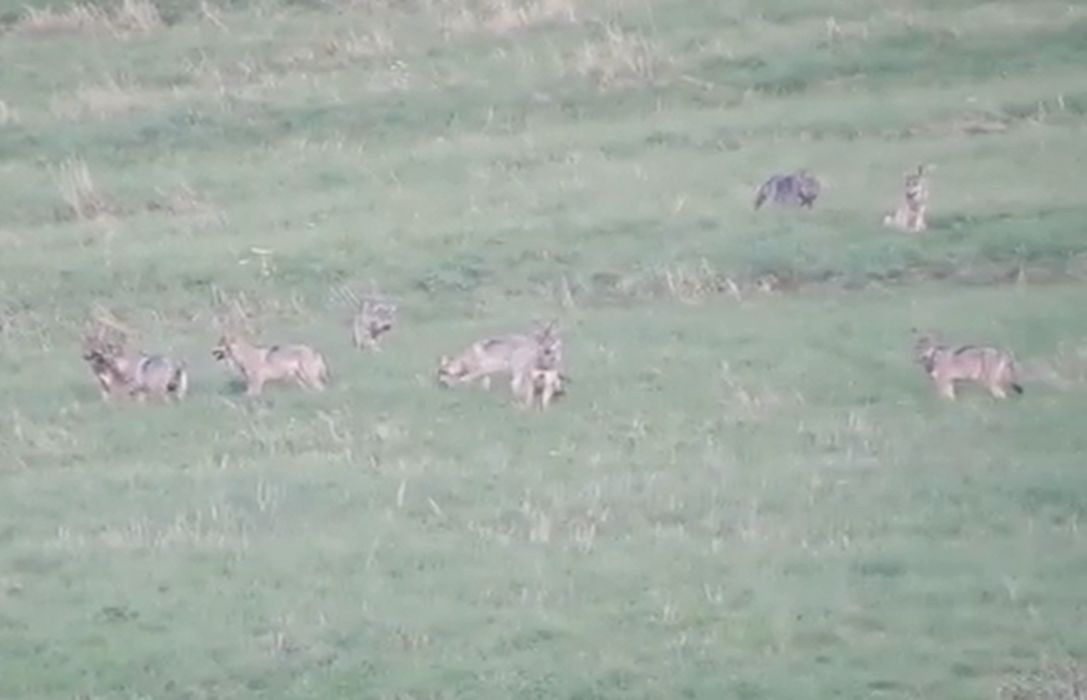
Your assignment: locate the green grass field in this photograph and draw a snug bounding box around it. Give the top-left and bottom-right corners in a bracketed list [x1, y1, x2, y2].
[2, 0, 1087, 697]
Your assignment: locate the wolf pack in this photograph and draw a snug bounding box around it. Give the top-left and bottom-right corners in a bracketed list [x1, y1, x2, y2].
[81, 298, 569, 410]
[79, 162, 1024, 410]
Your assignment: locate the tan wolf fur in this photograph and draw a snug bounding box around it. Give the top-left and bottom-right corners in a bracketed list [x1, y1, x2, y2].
[438, 321, 563, 397]
[212, 334, 329, 396]
[352, 298, 397, 351]
[521, 367, 569, 410]
[511, 322, 563, 405]
[884, 164, 929, 233]
[82, 332, 188, 402]
[914, 334, 1023, 399]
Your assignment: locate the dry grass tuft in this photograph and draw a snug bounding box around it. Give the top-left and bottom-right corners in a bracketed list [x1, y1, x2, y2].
[148, 183, 227, 227]
[50, 77, 157, 120]
[1029, 339, 1087, 391]
[17, 4, 104, 34]
[481, 0, 578, 33]
[572, 23, 668, 89]
[51, 157, 116, 221]
[560, 260, 788, 306]
[17, 0, 161, 38]
[321, 28, 396, 60]
[48, 507, 251, 553]
[998, 662, 1087, 700]
[719, 360, 804, 422]
[660, 261, 731, 304]
[198, 0, 230, 31]
[279, 28, 397, 72]
[0, 100, 18, 126]
[441, 0, 578, 35]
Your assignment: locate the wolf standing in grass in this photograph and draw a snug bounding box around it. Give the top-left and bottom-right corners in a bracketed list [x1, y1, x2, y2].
[438, 321, 565, 406]
[915, 335, 1023, 399]
[212, 334, 330, 396]
[511, 323, 564, 409]
[82, 332, 188, 402]
[524, 367, 567, 410]
[753, 170, 821, 210]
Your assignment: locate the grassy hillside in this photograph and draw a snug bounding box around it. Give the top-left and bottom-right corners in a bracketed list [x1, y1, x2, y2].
[1, 0, 1086, 697]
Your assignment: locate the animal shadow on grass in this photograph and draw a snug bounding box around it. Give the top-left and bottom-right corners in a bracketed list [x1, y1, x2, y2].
[220, 378, 250, 396]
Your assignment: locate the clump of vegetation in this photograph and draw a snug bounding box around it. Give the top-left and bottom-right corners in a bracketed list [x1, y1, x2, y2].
[51, 157, 116, 221]
[16, 0, 162, 37]
[572, 22, 669, 89]
[999, 662, 1087, 700]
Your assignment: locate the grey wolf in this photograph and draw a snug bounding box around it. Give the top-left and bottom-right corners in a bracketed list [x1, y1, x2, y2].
[353, 298, 397, 351]
[884, 165, 929, 232]
[438, 321, 564, 403]
[212, 334, 329, 396]
[754, 170, 821, 210]
[82, 333, 187, 402]
[914, 334, 1023, 399]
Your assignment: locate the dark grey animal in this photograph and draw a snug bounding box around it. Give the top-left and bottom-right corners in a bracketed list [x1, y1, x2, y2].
[82, 344, 188, 402]
[352, 297, 397, 350]
[753, 170, 821, 210]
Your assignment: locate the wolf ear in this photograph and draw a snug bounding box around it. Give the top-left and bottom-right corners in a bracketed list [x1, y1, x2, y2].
[82, 326, 102, 352]
[913, 331, 938, 349]
[535, 319, 559, 338]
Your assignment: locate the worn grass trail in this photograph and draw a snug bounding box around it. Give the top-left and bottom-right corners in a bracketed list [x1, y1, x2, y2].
[1, 0, 1086, 697]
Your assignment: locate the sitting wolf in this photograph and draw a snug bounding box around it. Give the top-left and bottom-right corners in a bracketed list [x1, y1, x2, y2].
[883, 164, 929, 233]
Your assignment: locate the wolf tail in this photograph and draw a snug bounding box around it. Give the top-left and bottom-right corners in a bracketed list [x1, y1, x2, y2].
[1008, 359, 1025, 396]
[168, 363, 189, 400]
[753, 181, 771, 210]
